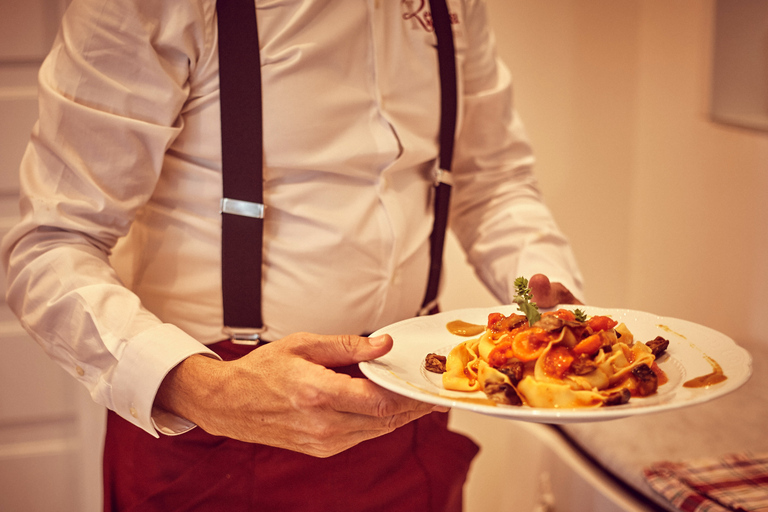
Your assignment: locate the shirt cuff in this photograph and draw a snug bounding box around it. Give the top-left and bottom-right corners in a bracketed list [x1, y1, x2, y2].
[109, 323, 221, 437]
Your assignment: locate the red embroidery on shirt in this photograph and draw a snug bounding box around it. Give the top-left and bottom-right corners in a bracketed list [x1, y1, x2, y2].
[401, 0, 459, 32]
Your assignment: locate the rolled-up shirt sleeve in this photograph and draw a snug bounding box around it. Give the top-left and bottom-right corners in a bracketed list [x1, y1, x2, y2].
[451, 0, 584, 304]
[0, 0, 218, 436]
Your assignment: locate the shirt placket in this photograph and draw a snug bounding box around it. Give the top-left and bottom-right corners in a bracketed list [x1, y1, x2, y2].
[367, 0, 413, 323]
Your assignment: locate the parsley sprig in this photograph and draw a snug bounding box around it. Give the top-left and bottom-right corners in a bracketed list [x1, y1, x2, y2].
[573, 308, 588, 322]
[513, 276, 541, 326]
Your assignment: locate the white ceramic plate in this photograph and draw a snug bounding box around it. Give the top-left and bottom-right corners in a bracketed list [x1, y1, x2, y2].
[359, 305, 753, 424]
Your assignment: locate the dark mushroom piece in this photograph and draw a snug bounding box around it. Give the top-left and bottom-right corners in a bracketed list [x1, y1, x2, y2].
[424, 353, 447, 374]
[604, 388, 631, 406]
[645, 336, 670, 357]
[631, 363, 658, 396]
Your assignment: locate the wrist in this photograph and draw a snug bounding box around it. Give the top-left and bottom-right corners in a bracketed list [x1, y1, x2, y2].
[154, 353, 226, 427]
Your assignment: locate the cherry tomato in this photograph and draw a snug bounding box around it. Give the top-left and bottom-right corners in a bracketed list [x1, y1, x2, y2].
[488, 341, 515, 368]
[511, 328, 552, 362]
[587, 315, 618, 333]
[487, 313, 527, 340]
[487, 312, 503, 328]
[542, 308, 576, 322]
[651, 361, 668, 386]
[572, 333, 603, 356]
[541, 346, 574, 379]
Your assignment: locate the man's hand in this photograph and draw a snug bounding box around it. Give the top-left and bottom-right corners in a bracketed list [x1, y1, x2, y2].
[154, 333, 441, 458]
[528, 273, 582, 308]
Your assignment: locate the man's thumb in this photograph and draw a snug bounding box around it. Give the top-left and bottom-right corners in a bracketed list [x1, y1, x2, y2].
[529, 273, 554, 307]
[302, 333, 393, 368]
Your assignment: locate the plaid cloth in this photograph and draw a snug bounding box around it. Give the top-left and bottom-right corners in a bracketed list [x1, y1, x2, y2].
[643, 452, 768, 512]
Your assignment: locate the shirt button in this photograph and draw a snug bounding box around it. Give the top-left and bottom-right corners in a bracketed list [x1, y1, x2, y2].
[75, 366, 85, 376]
[129, 405, 138, 418]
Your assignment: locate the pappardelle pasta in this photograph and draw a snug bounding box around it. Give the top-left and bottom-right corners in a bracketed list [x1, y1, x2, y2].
[428, 309, 669, 408]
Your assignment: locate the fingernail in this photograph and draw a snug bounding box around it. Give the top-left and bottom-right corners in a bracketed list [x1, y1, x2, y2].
[432, 405, 450, 413]
[369, 335, 388, 347]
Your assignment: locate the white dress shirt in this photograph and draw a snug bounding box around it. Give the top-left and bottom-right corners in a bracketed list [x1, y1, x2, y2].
[1, 0, 583, 436]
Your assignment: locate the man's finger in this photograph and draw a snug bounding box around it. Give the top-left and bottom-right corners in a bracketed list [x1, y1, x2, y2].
[320, 373, 437, 417]
[529, 273, 553, 306]
[298, 406, 444, 458]
[287, 333, 394, 368]
[550, 282, 582, 306]
[530, 273, 582, 307]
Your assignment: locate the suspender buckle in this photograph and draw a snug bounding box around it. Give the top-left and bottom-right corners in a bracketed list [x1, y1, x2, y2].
[223, 326, 266, 345]
[220, 198, 265, 219]
[433, 167, 453, 187]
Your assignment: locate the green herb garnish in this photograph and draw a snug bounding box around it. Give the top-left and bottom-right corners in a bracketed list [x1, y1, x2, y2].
[513, 276, 541, 325]
[573, 308, 588, 322]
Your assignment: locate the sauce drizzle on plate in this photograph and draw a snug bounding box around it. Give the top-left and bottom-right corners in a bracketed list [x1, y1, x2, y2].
[446, 320, 485, 337]
[683, 354, 728, 388]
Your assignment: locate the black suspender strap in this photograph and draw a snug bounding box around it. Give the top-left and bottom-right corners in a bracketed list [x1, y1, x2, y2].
[216, 0, 457, 338]
[420, 0, 457, 315]
[217, 0, 265, 342]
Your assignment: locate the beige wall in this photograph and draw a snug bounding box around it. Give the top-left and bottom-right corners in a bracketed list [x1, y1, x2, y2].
[445, 0, 768, 351]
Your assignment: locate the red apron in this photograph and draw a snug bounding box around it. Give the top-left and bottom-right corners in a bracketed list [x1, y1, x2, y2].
[103, 340, 479, 512]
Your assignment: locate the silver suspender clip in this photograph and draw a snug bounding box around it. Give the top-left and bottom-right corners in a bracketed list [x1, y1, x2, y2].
[220, 200, 265, 344]
[432, 167, 453, 187]
[220, 197, 265, 219]
[223, 326, 267, 345]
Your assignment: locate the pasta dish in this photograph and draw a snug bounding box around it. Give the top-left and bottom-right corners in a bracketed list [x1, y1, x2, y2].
[427, 308, 669, 408]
